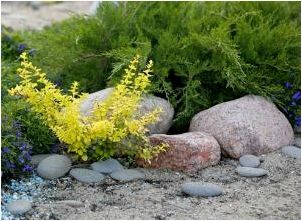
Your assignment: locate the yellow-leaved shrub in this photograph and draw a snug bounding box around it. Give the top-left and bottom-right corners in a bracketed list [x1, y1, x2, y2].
[9, 53, 167, 162]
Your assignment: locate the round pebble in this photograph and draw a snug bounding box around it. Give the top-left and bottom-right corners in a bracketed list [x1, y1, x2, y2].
[110, 169, 145, 182]
[181, 182, 223, 197]
[7, 200, 32, 215]
[70, 168, 105, 183]
[294, 138, 301, 148]
[281, 146, 301, 159]
[239, 155, 260, 168]
[91, 158, 124, 174]
[30, 154, 53, 166]
[37, 155, 71, 179]
[236, 166, 268, 177]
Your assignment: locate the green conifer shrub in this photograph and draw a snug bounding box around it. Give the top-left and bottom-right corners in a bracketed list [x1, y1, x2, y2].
[21, 1, 301, 132]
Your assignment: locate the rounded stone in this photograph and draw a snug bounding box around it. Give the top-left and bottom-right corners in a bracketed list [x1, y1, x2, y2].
[37, 154, 71, 179]
[7, 200, 32, 215]
[281, 146, 301, 159]
[91, 158, 124, 174]
[181, 182, 223, 197]
[30, 154, 53, 166]
[110, 169, 145, 182]
[70, 168, 105, 183]
[239, 155, 260, 168]
[236, 166, 268, 177]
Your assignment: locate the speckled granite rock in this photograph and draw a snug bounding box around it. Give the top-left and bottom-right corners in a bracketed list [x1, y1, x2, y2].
[189, 95, 294, 158]
[79, 87, 174, 134]
[136, 132, 221, 172]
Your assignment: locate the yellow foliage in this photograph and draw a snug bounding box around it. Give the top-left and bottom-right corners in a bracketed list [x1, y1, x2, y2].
[9, 53, 167, 161]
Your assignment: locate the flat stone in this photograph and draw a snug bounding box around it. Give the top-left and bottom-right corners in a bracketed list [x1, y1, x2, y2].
[7, 200, 32, 215]
[281, 146, 301, 159]
[181, 182, 223, 197]
[91, 158, 124, 174]
[57, 200, 84, 208]
[110, 169, 145, 182]
[37, 154, 71, 179]
[294, 138, 301, 148]
[70, 168, 105, 183]
[239, 155, 260, 168]
[236, 166, 268, 177]
[30, 154, 53, 166]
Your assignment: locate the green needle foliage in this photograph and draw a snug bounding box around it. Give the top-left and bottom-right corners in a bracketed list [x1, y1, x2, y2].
[22, 1, 300, 132]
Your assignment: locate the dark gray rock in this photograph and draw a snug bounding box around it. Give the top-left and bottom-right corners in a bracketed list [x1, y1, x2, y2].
[30, 154, 53, 166]
[7, 200, 32, 215]
[181, 182, 223, 197]
[239, 155, 260, 168]
[236, 166, 268, 177]
[70, 168, 105, 183]
[37, 155, 71, 179]
[91, 158, 124, 174]
[281, 146, 301, 159]
[110, 169, 145, 182]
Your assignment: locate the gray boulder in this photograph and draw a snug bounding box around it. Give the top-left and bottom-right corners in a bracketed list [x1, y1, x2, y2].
[80, 87, 174, 134]
[70, 168, 106, 183]
[189, 95, 294, 158]
[37, 155, 71, 179]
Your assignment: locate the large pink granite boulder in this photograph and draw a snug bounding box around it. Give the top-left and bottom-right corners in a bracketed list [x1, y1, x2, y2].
[189, 95, 294, 158]
[136, 132, 221, 172]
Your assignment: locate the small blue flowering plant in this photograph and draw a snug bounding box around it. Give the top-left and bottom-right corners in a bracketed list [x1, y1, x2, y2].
[1, 115, 33, 176]
[282, 82, 301, 129]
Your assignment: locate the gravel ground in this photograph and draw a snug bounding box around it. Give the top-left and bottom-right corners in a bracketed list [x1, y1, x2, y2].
[1, 1, 94, 30]
[2, 150, 301, 220]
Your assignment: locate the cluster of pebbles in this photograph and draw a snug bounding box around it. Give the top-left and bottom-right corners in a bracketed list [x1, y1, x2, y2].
[1, 135, 300, 219]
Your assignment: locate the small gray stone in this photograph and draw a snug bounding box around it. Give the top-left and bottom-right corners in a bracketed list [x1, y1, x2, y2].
[91, 158, 123, 174]
[7, 200, 32, 215]
[281, 146, 301, 159]
[110, 169, 145, 182]
[30, 154, 53, 166]
[181, 182, 223, 197]
[239, 155, 260, 168]
[57, 200, 84, 208]
[236, 166, 268, 177]
[70, 168, 105, 183]
[37, 155, 71, 179]
[294, 138, 301, 148]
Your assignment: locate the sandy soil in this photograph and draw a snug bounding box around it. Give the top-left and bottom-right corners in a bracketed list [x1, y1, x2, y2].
[21, 151, 300, 220]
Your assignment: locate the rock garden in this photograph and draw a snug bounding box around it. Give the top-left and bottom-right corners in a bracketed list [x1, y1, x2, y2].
[1, 1, 301, 220]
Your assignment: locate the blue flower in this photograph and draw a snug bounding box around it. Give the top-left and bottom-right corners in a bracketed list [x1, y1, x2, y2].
[17, 44, 27, 53]
[2, 147, 10, 154]
[20, 143, 27, 151]
[292, 91, 301, 101]
[16, 130, 22, 137]
[295, 116, 301, 127]
[284, 82, 293, 89]
[18, 156, 25, 164]
[22, 165, 33, 172]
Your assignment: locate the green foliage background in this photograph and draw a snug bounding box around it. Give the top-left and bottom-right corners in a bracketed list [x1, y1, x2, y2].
[13, 2, 302, 132]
